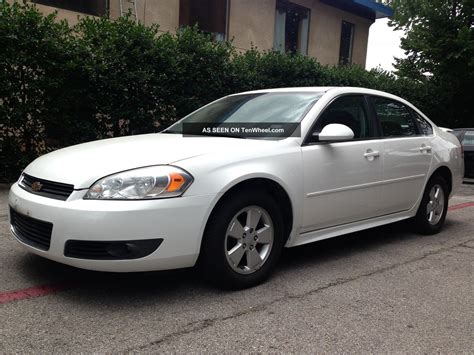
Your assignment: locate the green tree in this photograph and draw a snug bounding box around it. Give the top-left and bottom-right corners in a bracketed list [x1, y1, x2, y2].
[388, 0, 474, 127]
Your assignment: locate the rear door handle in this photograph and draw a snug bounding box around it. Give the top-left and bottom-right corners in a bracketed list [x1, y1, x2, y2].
[364, 150, 380, 160]
[420, 145, 432, 153]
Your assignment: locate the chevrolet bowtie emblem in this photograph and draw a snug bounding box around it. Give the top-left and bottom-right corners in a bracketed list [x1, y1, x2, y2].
[31, 181, 43, 192]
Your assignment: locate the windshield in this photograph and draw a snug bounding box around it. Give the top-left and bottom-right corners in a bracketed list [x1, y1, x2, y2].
[165, 92, 323, 136]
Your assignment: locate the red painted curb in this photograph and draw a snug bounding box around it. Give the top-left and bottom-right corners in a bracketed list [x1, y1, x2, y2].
[448, 202, 474, 211]
[0, 283, 74, 304]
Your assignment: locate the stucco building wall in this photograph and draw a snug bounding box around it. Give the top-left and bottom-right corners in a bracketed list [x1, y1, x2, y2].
[7, 0, 88, 25]
[226, 0, 373, 66]
[15, 0, 375, 67]
[307, 0, 373, 66]
[109, 0, 180, 33]
[227, 0, 276, 52]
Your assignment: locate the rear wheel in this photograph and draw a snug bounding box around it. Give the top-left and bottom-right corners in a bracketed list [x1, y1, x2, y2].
[201, 189, 285, 289]
[413, 175, 449, 235]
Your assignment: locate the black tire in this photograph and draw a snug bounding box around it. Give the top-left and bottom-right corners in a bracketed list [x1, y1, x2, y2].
[200, 188, 285, 290]
[413, 175, 449, 235]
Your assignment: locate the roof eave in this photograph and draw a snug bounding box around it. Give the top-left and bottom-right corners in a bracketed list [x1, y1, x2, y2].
[353, 0, 394, 19]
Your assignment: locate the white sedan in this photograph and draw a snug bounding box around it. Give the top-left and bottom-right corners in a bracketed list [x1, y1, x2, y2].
[8, 87, 464, 289]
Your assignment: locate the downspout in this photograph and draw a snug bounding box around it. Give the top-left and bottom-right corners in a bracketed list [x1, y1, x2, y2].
[226, 0, 230, 41]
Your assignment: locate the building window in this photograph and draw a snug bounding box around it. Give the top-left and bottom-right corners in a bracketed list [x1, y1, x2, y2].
[273, 0, 310, 55]
[179, 0, 228, 42]
[339, 21, 355, 65]
[31, 0, 107, 17]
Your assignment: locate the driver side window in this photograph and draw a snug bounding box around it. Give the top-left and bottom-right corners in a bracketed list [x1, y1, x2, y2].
[314, 95, 374, 140]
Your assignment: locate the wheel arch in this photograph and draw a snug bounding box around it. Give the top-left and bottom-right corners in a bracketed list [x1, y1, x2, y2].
[201, 177, 295, 251]
[429, 165, 453, 195]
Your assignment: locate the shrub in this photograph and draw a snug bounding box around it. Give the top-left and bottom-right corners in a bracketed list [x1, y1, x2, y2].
[0, 2, 454, 182]
[0, 2, 74, 181]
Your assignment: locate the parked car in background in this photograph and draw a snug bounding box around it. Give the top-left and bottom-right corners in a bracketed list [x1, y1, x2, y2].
[452, 128, 474, 178]
[8, 87, 464, 289]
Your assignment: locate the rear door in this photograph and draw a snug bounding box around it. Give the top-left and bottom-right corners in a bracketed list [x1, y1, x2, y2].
[369, 96, 433, 214]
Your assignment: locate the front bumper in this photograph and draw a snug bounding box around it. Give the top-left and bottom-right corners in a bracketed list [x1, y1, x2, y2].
[8, 183, 217, 272]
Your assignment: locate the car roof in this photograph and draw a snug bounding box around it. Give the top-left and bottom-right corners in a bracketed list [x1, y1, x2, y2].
[233, 86, 410, 102]
[228, 86, 439, 129]
[234, 87, 335, 94]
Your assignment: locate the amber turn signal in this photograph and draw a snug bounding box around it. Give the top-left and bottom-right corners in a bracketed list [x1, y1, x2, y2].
[166, 172, 186, 192]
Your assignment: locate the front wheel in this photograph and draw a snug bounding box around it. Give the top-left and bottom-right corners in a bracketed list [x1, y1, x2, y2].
[200, 189, 285, 289]
[413, 175, 449, 235]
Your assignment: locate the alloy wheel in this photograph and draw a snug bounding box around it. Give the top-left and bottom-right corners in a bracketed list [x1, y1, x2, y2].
[224, 206, 274, 274]
[426, 184, 445, 225]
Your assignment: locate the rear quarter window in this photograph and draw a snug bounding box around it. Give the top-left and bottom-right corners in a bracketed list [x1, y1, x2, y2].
[411, 110, 433, 136]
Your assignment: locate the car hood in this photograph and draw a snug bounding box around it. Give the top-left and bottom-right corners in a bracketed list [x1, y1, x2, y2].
[23, 133, 278, 189]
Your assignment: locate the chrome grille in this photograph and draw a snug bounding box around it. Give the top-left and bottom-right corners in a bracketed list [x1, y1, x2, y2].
[19, 173, 74, 201]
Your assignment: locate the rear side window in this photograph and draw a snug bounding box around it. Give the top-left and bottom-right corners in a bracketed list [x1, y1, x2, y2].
[463, 132, 474, 145]
[412, 110, 433, 135]
[372, 97, 419, 137]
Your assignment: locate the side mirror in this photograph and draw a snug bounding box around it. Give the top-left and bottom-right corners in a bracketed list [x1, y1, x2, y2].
[314, 123, 354, 142]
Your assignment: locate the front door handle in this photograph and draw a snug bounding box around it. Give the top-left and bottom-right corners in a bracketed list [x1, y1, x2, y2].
[364, 150, 380, 161]
[420, 145, 432, 153]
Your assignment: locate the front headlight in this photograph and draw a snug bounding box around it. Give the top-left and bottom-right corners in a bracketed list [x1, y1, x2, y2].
[84, 166, 193, 200]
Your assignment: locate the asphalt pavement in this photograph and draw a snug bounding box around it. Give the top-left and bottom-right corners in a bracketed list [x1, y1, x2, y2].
[1, 183, 473, 353]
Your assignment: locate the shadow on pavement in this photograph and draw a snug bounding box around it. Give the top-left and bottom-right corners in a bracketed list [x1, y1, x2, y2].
[13, 217, 462, 303]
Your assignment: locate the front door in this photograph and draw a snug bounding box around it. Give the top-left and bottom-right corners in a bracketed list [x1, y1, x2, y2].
[301, 95, 384, 232]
